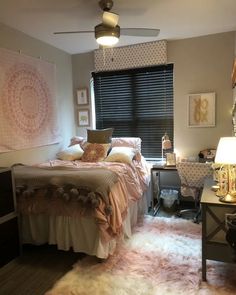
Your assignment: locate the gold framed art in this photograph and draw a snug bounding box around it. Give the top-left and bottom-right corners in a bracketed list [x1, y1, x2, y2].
[188, 92, 215, 127]
[166, 153, 176, 166]
[77, 88, 88, 105]
[77, 109, 90, 127]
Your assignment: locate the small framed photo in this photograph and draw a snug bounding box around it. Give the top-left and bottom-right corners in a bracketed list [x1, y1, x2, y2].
[77, 109, 90, 127]
[77, 88, 88, 105]
[166, 153, 176, 166]
[188, 92, 215, 127]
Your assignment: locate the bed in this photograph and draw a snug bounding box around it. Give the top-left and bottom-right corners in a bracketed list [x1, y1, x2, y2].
[13, 136, 150, 259]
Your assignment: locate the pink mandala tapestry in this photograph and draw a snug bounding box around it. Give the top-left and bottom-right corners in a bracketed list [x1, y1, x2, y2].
[0, 48, 61, 152]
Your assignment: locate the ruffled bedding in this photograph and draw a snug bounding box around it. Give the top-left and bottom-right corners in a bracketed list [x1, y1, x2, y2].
[14, 157, 150, 245]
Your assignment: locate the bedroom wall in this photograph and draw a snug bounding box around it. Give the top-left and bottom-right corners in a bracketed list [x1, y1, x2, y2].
[72, 32, 236, 160]
[0, 23, 75, 167]
[72, 52, 94, 138]
[168, 32, 235, 160]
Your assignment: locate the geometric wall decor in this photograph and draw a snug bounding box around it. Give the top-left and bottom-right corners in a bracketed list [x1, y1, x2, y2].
[94, 40, 167, 72]
[0, 47, 61, 152]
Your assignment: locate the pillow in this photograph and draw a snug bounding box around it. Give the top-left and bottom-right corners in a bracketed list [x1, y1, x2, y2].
[87, 128, 114, 144]
[69, 136, 86, 147]
[57, 144, 84, 161]
[111, 137, 142, 153]
[104, 147, 136, 164]
[81, 143, 111, 162]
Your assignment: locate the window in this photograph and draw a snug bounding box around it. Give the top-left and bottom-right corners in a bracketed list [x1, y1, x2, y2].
[92, 64, 174, 159]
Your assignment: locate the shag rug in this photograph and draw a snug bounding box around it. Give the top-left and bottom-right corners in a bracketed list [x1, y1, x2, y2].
[45, 216, 236, 295]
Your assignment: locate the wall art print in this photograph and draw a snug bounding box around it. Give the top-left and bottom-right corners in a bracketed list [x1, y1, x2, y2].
[0, 47, 61, 152]
[188, 92, 215, 127]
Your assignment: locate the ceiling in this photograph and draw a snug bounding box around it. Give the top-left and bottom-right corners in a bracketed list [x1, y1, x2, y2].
[0, 0, 236, 55]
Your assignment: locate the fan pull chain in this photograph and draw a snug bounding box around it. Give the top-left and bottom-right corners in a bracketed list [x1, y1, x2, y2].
[110, 47, 114, 62]
[102, 47, 106, 66]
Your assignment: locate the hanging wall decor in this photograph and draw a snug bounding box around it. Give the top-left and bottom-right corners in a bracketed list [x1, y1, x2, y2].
[77, 109, 90, 127]
[0, 47, 61, 152]
[77, 88, 88, 105]
[232, 58, 236, 88]
[188, 92, 215, 127]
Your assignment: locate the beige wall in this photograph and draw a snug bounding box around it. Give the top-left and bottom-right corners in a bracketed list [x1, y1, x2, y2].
[168, 32, 235, 160]
[72, 52, 94, 138]
[1, 24, 234, 165]
[72, 32, 235, 160]
[0, 23, 75, 166]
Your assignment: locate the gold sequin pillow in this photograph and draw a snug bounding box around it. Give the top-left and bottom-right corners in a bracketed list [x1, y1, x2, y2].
[81, 143, 110, 162]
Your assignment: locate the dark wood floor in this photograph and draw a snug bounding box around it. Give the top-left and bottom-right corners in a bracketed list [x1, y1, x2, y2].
[0, 245, 85, 295]
[0, 201, 196, 295]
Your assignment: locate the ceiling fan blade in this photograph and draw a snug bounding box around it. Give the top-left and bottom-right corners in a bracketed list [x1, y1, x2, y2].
[54, 30, 94, 35]
[120, 28, 160, 37]
[102, 11, 119, 27]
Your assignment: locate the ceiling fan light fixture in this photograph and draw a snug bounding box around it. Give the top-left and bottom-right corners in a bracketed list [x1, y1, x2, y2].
[95, 24, 120, 46]
[96, 35, 119, 46]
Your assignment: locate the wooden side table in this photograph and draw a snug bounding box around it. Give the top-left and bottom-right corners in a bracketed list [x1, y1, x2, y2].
[201, 178, 236, 281]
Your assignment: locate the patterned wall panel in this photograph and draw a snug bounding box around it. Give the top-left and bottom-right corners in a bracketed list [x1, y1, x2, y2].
[94, 40, 167, 72]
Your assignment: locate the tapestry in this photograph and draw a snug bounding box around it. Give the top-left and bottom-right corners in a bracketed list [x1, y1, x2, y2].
[0, 47, 61, 152]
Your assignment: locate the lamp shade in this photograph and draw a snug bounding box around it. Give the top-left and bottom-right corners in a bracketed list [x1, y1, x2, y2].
[215, 137, 236, 164]
[162, 133, 172, 150]
[95, 24, 120, 46]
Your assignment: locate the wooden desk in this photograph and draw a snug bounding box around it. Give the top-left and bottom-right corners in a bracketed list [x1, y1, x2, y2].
[151, 165, 180, 215]
[201, 178, 236, 281]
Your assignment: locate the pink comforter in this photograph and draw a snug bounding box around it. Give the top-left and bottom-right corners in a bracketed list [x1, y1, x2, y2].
[20, 158, 150, 243]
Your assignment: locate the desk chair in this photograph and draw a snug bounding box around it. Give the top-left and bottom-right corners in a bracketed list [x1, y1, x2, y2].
[176, 162, 213, 223]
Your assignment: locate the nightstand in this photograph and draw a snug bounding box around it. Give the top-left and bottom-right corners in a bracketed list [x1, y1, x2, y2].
[0, 167, 20, 267]
[201, 178, 236, 281]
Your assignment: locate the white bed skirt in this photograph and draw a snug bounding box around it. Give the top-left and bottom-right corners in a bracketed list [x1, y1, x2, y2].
[19, 192, 148, 259]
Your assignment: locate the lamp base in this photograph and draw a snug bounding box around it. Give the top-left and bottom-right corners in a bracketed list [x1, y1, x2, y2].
[219, 193, 236, 203]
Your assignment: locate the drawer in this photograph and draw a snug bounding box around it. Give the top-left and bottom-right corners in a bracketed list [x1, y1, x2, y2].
[0, 169, 15, 217]
[0, 217, 20, 266]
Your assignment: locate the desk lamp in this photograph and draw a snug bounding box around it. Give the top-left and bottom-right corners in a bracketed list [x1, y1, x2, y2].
[162, 132, 172, 162]
[215, 137, 236, 203]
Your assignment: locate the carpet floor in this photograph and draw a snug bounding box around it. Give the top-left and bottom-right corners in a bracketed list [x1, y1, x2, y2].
[46, 215, 236, 295]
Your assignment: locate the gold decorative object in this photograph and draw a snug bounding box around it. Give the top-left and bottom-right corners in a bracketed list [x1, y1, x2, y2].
[215, 137, 236, 203]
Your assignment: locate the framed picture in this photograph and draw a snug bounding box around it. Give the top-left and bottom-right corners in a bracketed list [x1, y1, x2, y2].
[77, 88, 88, 105]
[77, 109, 90, 127]
[188, 92, 215, 127]
[232, 58, 236, 88]
[166, 153, 176, 166]
[232, 98, 236, 136]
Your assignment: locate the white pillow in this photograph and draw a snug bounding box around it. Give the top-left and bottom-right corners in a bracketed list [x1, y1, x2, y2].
[56, 144, 84, 161]
[104, 147, 136, 164]
[111, 137, 142, 153]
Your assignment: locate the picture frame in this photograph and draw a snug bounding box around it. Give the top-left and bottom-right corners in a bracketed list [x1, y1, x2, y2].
[166, 153, 176, 167]
[232, 58, 236, 88]
[77, 109, 90, 127]
[188, 92, 215, 127]
[77, 88, 88, 105]
[232, 98, 236, 136]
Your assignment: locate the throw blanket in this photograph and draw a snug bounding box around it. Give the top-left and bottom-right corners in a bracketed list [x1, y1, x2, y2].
[13, 164, 118, 215]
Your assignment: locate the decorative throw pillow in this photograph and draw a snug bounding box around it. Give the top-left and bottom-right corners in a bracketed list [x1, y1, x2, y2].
[69, 136, 86, 147]
[111, 137, 142, 153]
[104, 147, 136, 164]
[56, 144, 84, 161]
[81, 143, 111, 162]
[87, 128, 114, 144]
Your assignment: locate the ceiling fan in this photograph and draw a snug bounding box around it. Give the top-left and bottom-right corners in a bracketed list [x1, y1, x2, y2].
[54, 0, 160, 47]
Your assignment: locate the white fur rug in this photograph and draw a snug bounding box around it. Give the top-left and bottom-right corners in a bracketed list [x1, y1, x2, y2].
[45, 216, 236, 295]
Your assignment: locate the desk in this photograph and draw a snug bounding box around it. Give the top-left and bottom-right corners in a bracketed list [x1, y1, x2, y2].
[151, 165, 180, 215]
[201, 178, 236, 281]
